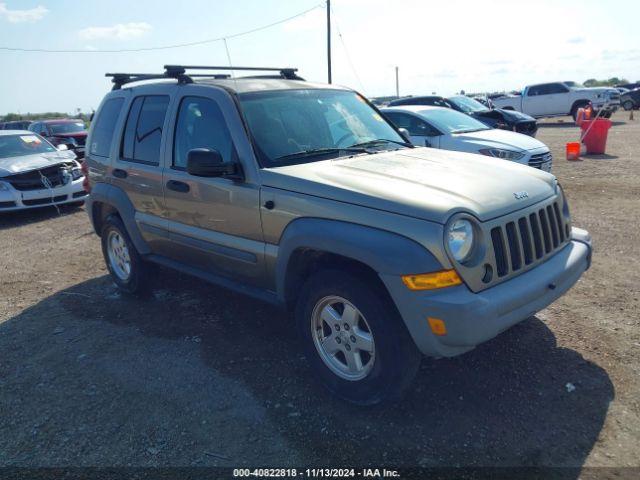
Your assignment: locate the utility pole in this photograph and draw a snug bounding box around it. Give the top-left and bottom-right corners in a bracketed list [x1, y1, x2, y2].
[395, 66, 399, 98]
[327, 0, 332, 84]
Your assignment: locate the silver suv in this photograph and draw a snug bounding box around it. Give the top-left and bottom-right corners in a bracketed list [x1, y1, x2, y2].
[85, 65, 592, 405]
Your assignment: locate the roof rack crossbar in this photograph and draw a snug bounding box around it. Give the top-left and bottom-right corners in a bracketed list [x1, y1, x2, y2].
[163, 65, 301, 80]
[106, 68, 194, 90]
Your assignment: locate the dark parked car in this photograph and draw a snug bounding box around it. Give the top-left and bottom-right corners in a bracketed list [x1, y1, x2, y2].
[388, 95, 538, 137]
[620, 88, 640, 111]
[616, 82, 640, 91]
[0, 120, 33, 130]
[28, 119, 87, 159]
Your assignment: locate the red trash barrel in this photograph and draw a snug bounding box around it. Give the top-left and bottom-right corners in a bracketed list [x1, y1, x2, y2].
[580, 119, 612, 154]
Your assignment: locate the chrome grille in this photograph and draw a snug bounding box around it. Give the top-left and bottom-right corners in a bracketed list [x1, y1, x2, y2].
[5, 163, 73, 191]
[490, 200, 569, 278]
[528, 152, 553, 169]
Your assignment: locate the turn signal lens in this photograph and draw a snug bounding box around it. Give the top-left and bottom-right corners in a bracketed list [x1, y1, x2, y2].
[401, 269, 462, 290]
[428, 317, 447, 336]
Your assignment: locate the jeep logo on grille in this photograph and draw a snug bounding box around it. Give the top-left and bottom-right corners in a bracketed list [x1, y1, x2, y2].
[513, 191, 529, 200]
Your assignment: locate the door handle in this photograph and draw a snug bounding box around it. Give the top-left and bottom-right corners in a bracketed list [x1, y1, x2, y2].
[112, 168, 127, 179]
[166, 180, 190, 193]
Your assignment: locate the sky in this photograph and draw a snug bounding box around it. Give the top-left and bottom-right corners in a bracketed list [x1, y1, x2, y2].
[0, 0, 639, 115]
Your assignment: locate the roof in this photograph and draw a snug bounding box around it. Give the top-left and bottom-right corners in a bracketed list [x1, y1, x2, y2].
[0, 129, 34, 136]
[382, 105, 447, 113]
[116, 77, 349, 95]
[193, 77, 347, 94]
[40, 118, 83, 124]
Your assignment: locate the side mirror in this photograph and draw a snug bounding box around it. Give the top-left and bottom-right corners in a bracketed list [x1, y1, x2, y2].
[186, 149, 238, 178]
[398, 128, 411, 143]
[57, 144, 68, 151]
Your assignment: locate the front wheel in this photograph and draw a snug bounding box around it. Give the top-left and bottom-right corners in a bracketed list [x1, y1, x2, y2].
[623, 100, 634, 111]
[295, 269, 421, 405]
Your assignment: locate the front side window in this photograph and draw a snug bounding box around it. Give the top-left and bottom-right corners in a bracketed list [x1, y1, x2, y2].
[239, 89, 406, 167]
[415, 108, 490, 134]
[0, 134, 56, 158]
[121, 95, 169, 165]
[547, 83, 569, 94]
[384, 112, 438, 136]
[173, 96, 235, 170]
[90, 98, 124, 157]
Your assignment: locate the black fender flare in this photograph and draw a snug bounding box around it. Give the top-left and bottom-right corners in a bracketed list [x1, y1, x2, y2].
[275, 218, 443, 302]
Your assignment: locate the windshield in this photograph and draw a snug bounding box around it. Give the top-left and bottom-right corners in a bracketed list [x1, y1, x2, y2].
[447, 95, 489, 113]
[49, 122, 85, 135]
[0, 134, 56, 158]
[564, 81, 583, 88]
[239, 89, 406, 167]
[417, 108, 491, 134]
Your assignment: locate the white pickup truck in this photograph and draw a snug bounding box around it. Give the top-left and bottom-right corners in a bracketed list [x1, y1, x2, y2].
[493, 81, 620, 120]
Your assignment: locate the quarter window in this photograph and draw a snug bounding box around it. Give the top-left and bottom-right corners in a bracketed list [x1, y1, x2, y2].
[121, 95, 170, 165]
[173, 96, 235, 170]
[90, 97, 124, 157]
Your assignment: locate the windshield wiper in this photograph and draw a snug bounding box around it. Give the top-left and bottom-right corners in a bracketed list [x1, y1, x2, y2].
[453, 128, 488, 134]
[348, 138, 412, 149]
[274, 146, 371, 162]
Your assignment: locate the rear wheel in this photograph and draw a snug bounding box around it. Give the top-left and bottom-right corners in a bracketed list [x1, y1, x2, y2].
[623, 100, 634, 111]
[101, 214, 147, 294]
[295, 269, 421, 405]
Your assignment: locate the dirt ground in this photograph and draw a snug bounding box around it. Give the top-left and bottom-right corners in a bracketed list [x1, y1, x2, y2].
[1, 111, 638, 472]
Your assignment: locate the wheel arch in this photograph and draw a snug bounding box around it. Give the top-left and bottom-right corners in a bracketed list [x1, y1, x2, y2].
[86, 183, 151, 254]
[275, 218, 444, 309]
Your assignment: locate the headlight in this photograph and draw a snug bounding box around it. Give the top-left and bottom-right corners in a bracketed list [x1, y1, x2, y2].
[447, 219, 475, 263]
[558, 183, 570, 218]
[478, 148, 525, 161]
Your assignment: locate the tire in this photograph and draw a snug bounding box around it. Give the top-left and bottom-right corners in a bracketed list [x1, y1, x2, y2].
[623, 100, 634, 111]
[295, 269, 421, 405]
[100, 214, 148, 294]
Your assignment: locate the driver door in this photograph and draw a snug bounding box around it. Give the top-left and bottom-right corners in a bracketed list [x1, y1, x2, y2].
[162, 86, 267, 287]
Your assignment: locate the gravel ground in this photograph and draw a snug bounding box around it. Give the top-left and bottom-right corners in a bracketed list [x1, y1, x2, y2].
[0, 111, 638, 471]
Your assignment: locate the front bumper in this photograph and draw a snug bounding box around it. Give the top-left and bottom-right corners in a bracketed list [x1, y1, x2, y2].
[381, 227, 592, 358]
[593, 101, 619, 113]
[0, 178, 88, 212]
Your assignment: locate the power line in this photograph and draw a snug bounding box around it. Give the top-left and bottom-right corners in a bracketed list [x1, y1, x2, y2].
[329, 2, 366, 94]
[0, 3, 324, 53]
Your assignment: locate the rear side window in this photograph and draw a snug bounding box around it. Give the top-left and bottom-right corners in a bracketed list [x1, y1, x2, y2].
[121, 95, 170, 165]
[90, 98, 125, 157]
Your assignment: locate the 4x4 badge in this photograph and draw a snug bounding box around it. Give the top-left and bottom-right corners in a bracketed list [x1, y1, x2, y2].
[513, 191, 529, 200]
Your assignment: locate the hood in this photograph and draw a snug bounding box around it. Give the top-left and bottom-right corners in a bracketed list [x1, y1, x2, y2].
[571, 86, 617, 95]
[452, 128, 546, 151]
[472, 108, 535, 125]
[51, 131, 87, 139]
[493, 108, 536, 122]
[0, 151, 76, 176]
[260, 147, 556, 224]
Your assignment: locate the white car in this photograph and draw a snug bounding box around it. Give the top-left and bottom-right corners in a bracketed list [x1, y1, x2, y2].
[382, 106, 553, 171]
[0, 130, 87, 212]
[492, 81, 620, 119]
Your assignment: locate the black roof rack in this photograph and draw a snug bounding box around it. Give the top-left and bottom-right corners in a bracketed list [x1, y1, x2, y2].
[106, 64, 302, 90]
[164, 65, 303, 80]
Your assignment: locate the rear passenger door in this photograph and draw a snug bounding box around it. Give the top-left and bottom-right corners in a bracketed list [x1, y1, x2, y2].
[162, 87, 266, 287]
[110, 91, 173, 253]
